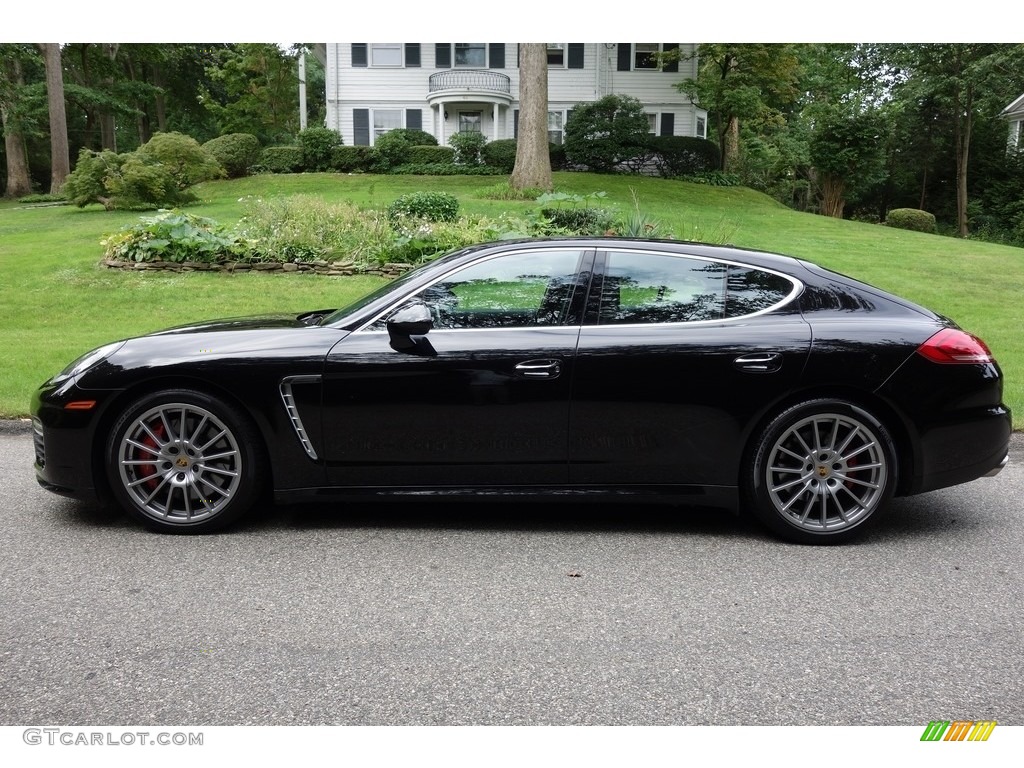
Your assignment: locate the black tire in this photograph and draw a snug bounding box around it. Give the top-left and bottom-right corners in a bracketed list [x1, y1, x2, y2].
[105, 389, 266, 533]
[744, 399, 897, 544]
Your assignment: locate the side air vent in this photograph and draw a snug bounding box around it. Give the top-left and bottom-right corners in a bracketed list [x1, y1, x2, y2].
[279, 377, 321, 460]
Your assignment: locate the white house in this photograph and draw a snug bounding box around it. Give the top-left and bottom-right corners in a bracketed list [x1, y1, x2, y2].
[1001, 93, 1024, 150]
[323, 43, 707, 147]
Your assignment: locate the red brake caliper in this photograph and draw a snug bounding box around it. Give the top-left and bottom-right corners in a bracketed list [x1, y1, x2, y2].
[139, 421, 166, 491]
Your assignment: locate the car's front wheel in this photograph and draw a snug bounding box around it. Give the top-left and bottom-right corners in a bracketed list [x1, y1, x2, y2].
[745, 399, 896, 544]
[106, 389, 265, 533]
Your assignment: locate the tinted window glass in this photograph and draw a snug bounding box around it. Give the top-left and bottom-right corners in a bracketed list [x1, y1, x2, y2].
[724, 267, 795, 317]
[599, 252, 727, 324]
[372, 250, 583, 331]
[598, 252, 795, 325]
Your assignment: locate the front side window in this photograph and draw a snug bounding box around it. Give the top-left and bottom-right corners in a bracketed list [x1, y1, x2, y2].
[373, 109, 402, 141]
[376, 250, 584, 331]
[455, 43, 486, 67]
[370, 43, 402, 66]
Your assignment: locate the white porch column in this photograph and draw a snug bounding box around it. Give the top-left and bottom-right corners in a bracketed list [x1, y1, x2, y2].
[492, 103, 499, 140]
[437, 101, 447, 146]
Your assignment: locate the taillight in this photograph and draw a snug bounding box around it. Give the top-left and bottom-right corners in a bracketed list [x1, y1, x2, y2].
[917, 328, 995, 364]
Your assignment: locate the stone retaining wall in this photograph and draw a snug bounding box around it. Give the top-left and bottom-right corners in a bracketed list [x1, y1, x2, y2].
[101, 258, 414, 279]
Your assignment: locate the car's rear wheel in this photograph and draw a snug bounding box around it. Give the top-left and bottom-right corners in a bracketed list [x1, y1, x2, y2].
[745, 399, 896, 544]
[106, 389, 265, 533]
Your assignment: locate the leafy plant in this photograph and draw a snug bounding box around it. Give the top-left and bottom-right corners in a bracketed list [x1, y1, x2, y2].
[481, 139, 518, 172]
[386, 191, 459, 223]
[102, 211, 244, 263]
[257, 146, 303, 174]
[886, 208, 937, 233]
[535, 190, 615, 234]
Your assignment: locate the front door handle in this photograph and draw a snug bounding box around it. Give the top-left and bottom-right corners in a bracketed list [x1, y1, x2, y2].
[733, 352, 783, 373]
[515, 359, 562, 379]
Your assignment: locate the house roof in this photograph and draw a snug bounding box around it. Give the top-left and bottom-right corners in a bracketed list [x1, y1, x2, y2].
[1000, 93, 1024, 118]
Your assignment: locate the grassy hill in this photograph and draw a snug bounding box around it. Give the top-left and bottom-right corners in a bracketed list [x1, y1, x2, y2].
[1, 171, 1020, 427]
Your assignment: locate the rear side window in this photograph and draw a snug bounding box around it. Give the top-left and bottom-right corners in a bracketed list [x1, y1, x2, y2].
[597, 251, 795, 325]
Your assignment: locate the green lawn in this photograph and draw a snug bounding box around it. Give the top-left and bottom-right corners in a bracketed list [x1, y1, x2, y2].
[1, 171, 1021, 428]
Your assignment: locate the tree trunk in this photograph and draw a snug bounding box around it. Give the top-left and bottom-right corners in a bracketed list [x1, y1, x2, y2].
[99, 43, 119, 151]
[819, 173, 845, 218]
[955, 85, 973, 238]
[1, 58, 33, 198]
[722, 115, 740, 173]
[39, 43, 70, 194]
[510, 43, 552, 191]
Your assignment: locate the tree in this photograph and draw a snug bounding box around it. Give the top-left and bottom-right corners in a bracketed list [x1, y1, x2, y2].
[0, 46, 35, 198]
[676, 44, 801, 172]
[892, 44, 1024, 237]
[809, 108, 886, 218]
[510, 43, 552, 191]
[38, 43, 69, 194]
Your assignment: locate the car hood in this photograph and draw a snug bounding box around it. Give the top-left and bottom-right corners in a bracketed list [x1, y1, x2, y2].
[149, 313, 318, 336]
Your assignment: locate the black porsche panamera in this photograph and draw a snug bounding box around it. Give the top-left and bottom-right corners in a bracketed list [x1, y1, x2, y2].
[32, 238, 1011, 543]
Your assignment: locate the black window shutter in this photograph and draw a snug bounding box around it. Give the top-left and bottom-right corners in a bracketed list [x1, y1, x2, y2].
[405, 43, 421, 67]
[353, 109, 370, 146]
[352, 43, 368, 68]
[406, 109, 422, 131]
[660, 112, 674, 136]
[489, 43, 505, 69]
[513, 109, 519, 139]
[567, 44, 584, 69]
[435, 43, 451, 68]
[662, 43, 679, 72]
[617, 44, 632, 71]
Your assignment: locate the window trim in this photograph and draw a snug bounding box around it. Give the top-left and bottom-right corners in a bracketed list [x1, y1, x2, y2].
[547, 43, 566, 68]
[371, 108, 404, 144]
[634, 43, 660, 71]
[454, 42, 487, 68]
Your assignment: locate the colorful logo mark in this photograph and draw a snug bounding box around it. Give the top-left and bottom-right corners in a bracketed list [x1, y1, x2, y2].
[920, 721, 997, 742]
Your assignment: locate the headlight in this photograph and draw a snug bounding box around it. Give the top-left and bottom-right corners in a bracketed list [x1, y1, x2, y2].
[52, 341, 126, 383]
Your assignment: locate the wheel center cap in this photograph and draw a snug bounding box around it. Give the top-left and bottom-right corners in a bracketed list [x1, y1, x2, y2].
[817, 466, 829, 478]
[175, 456, 190, 468]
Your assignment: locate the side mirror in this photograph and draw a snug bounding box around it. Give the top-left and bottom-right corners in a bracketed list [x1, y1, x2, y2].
[386, 301, 433, 351]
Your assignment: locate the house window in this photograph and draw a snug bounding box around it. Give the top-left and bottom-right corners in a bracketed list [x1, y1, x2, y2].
[696, 115, 707, 139]
[373, 109, 402, 141]
[548, 111, 564, 144]
[370, 43, 402, 67]
[634, 44, 660, 70]
[547, 44, 565, 67]
[646, 114, 657, 135]
[459, 112, 482, 134]
[455, 43, 486, 68]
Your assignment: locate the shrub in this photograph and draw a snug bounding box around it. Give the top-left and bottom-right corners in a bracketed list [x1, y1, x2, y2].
[449, 131, 487, 165]
[651, 136, 720, 178]
[203, 133, 261, 178]
[385, 128, 438, 146]
[563, 94, 652, 173]
[63, 149, 126, 208]
[386, 191, 459, 224]
[134, 132, 222, 190]
[298, 127, 343, 171]
[372, 129, 438, 171]
[388, 163, 503, 176]
[482, 139, 517, 173]
[63, 133, 220, 210]
[404, 145, 455, 164]
[102, 210, 244, 263]
[886, 208, 937, 233]
[330, 145, 373, 172]
[258, 146, 304, 174]
[548, 142, 568, 171]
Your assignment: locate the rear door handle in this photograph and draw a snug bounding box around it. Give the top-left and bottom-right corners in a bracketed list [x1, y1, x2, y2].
[733, 352, 783, 373]
[515, 359, 562, 379]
